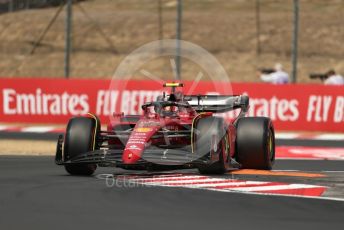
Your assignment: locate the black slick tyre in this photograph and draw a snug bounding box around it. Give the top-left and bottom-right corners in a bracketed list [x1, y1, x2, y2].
[64, 116, 99, 175]
[235, 117, 275, 170]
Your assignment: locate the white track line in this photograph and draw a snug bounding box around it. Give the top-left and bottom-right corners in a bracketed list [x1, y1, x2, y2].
[140, 180, 322, 192]
[164, 181, 270, 188]
[130, 175, 206, 181]
[1, 126, 343, 141]
[313, 134, 344, 141]
[21, 126, 55, 133]
[0, 125, 9, 131]
[275, 133, 300, 139]
[226, 184, 323, 192]
[142, 178, 232, 184]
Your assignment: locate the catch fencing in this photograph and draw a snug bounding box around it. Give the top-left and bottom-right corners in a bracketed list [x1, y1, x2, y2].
[0, 0, 343, 83]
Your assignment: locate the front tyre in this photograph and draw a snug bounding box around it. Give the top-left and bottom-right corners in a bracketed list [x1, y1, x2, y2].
[64, 116, 100, 175]
[235, 117, 275, 170]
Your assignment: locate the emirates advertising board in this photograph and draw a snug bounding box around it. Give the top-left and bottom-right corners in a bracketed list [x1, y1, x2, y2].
[0, 78, 343, 132]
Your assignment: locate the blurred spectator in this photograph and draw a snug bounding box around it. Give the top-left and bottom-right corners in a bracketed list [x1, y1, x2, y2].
[324, 70, 344, 85]
[258, 63, 289, 84]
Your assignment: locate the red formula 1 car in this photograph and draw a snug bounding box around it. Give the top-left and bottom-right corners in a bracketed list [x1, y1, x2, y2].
[55, 83, 275, 175]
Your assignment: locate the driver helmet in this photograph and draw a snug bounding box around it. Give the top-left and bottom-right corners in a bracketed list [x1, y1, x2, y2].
[163, 106, 178, 112]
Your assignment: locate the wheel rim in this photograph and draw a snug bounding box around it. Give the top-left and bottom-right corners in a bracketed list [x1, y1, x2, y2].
[268, 128, 275, 163]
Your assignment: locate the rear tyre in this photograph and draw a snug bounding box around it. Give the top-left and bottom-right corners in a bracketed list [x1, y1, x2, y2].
[195, 117, 229, 175]
[235, 117, 275, 170]
[64, 116, 100, 175]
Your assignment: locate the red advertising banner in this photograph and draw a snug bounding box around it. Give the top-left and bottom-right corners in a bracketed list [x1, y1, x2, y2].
[0, 78, 343, 132]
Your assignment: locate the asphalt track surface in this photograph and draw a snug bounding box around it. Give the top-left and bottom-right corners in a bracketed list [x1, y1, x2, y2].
[0, 154, 343, 230]
[0, 131, 343, 229]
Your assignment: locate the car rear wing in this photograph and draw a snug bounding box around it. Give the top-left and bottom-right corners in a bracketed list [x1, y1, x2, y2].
[184, 94, 249, 114]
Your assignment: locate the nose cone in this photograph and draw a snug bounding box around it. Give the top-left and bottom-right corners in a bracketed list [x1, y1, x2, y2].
[122, 148, 142, 164]
[122, 125, 159, 164]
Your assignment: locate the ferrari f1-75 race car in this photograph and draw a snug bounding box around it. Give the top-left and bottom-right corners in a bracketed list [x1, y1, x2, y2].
[55, 83, 275, 175]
